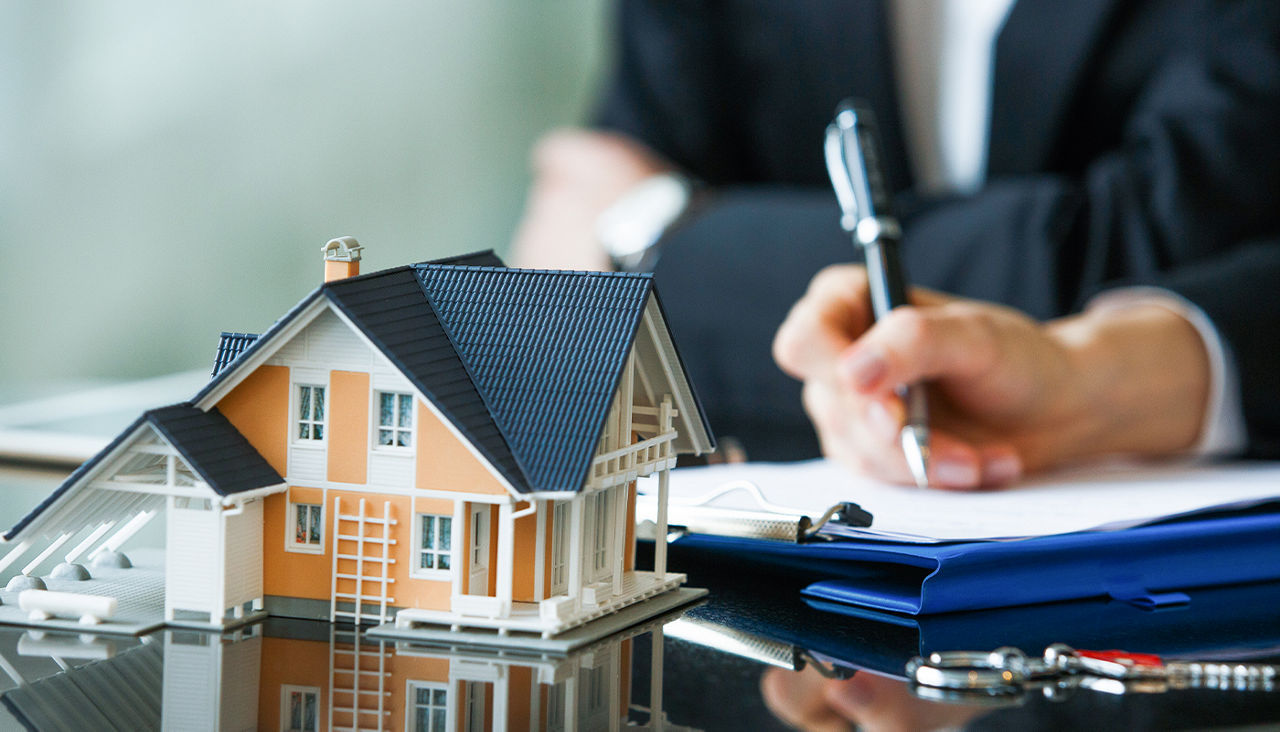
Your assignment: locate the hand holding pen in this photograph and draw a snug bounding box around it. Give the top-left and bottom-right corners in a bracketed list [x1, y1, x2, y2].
[823, 101, 932, 488]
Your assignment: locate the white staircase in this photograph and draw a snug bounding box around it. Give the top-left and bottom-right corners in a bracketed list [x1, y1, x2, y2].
[329, 497, 397, 625]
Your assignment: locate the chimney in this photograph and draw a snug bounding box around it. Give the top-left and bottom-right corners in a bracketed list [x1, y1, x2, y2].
[322, 236, 363, 282]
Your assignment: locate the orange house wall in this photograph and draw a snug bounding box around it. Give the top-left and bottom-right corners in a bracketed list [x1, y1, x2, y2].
[415, 398, 507, 495]
[216, 365, 289, 474]
[258, 636, 329, 731]
[264, 489, 454, 611]
[507, 666, 533, 728]
[327, 370, 369, 484]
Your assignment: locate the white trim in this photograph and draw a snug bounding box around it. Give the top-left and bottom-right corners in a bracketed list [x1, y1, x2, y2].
[271, 477, 509, 504]
[91, 482, 217, 498]
[642, 295, 714, 454]
[217, 483, 288, 506]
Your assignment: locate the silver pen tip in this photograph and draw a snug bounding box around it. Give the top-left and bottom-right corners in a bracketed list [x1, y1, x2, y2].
[900, 426, 930, 489]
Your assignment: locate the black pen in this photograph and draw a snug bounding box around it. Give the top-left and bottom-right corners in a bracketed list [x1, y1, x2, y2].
[824, 100, 931, 488]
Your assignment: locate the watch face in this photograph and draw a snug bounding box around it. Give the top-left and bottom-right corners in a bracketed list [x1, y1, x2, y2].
[597, 174, 692, 260]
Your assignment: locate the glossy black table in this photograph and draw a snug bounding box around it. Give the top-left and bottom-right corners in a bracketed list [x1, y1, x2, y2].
[1, 464, 1277, 731]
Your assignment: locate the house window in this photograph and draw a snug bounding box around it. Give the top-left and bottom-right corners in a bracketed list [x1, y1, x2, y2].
[296, 385, 326, 441]
[551, 502, 568, 594]
[591, 491, 613, 575]
[407, 682, 448, 732]
[377, 392, 414, 447]
[415, 514, 452, 573]
[281, 685, 320, 732]
[293, 503, 323, 549]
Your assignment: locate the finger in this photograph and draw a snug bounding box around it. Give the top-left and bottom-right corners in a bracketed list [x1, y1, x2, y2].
[804, 382, 918, 484]
[774, 265, 874, 379]
[977, 443, 1024, 488]
[837, 304, 1001, 393]
[924, 430, 986, 490]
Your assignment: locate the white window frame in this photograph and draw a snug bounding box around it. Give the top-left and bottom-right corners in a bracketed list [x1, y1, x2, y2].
[590, 490, 613, 579]
[550, 501, 568, 596]
[411, 512, 454, 579]
[293, 382, 328, 445]
[406, 681, 449, 732]
[287, 499, 324, 554]
[280, 684, 321, 732]
[373, 390, 415, 450]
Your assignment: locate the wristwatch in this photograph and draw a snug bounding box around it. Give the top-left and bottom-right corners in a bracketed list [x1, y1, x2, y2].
[595, 173, 694, 272]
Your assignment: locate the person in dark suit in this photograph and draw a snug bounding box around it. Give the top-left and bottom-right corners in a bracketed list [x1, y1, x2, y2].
[511, 0, 1280, 484]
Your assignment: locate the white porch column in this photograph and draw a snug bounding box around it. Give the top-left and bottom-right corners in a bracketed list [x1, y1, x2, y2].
[611, 486, 626, 596]
[654, 468, 670, 579]
[451, 500, 466, 601]
[650, 626, 665, 732]
[493, 671, 510, 732]
[568, 495, 585, 609]
[533, 500, 546, 602]
[496, 502, 514, 616]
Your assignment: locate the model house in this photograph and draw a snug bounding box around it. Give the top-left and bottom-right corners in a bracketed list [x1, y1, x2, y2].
[0, 240, 714, 640]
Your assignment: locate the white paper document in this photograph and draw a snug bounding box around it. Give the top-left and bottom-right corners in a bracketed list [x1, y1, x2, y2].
[637, 459, 1280, 543]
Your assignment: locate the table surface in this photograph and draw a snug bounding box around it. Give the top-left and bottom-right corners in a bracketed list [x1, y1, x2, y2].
[0, 464, 1277, 731]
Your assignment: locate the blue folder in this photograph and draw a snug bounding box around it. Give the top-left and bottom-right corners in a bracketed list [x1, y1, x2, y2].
[672, 510, 1280, 615]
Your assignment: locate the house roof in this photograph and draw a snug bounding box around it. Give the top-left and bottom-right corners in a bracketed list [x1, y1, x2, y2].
[195, 250, 711, 496]
[324, 266, 528, 492]
[146, 404, 284, 495]
[416, 264, 654, 493]
[4, 404, 282, 541]
[211, 332, 260, 377]
[0, 638, 162, 730]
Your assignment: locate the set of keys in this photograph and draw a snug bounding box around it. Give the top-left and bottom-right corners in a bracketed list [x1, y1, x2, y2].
[907, 644, 1279, 704]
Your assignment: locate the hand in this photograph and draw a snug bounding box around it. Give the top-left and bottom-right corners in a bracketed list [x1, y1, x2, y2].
[509, 128, 673, 271]
[761, 666, 988, 732]
[772, 265, 1211, 489]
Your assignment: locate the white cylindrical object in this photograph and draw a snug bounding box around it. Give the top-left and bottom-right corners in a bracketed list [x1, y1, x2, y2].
[19, 590, 117, 624]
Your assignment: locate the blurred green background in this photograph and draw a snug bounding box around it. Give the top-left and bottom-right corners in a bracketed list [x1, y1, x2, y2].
[0, 2, 611, 391]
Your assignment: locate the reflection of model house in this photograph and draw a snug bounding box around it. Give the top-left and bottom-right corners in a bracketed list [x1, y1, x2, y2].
[0, 241, 713, 638]
[0, 615, 699, 731]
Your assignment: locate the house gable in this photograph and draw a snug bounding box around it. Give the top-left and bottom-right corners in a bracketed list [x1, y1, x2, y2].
[200, 296, 518, 497]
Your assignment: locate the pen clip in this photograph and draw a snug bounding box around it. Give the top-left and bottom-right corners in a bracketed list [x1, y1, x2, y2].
[824, 121, 860, 232]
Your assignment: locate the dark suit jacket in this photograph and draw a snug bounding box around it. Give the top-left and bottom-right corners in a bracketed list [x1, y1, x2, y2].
[595, 0, 1280, 460]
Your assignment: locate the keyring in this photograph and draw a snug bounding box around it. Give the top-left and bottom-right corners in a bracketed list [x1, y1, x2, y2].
[906, 648, 1031, 691]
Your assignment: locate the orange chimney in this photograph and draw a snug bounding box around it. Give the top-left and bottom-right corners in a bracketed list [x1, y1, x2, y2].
[322, 236, 363, 282]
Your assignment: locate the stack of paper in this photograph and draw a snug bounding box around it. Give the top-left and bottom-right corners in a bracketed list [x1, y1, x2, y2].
[638, 458, 1280, 543]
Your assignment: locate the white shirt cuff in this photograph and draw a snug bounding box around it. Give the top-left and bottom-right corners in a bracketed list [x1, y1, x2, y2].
[1086, 287, 1246, 457]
